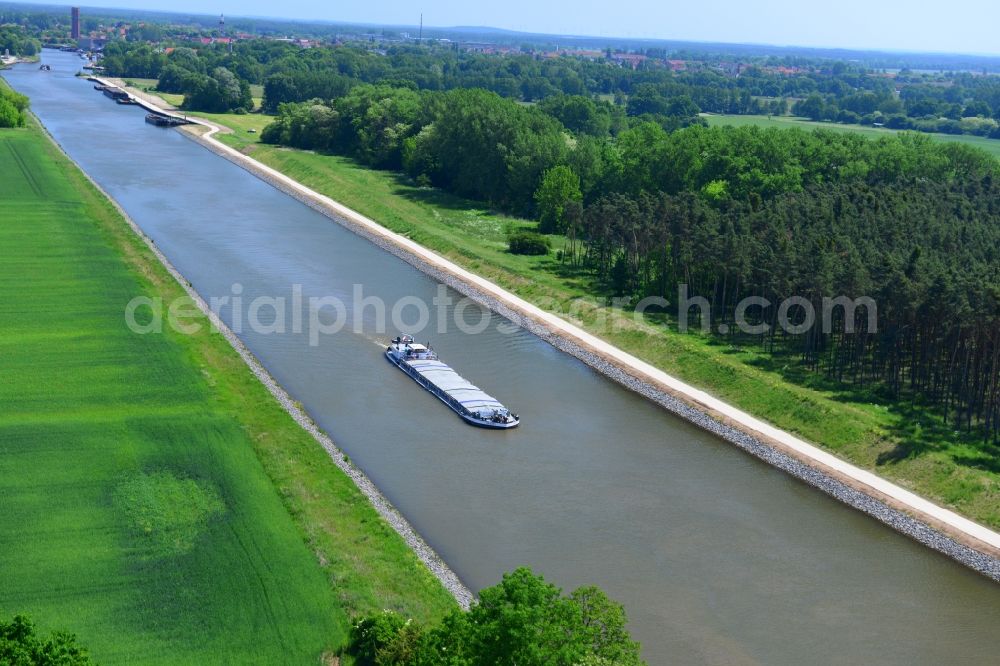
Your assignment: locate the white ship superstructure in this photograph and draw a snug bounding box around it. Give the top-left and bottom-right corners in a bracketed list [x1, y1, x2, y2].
[385, 336, 519, 429]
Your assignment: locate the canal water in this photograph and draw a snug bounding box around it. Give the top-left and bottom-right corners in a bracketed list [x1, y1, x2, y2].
[6, 52, 998, 664]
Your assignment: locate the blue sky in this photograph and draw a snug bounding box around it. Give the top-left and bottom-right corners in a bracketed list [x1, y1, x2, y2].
[44, 0, 1000, 55]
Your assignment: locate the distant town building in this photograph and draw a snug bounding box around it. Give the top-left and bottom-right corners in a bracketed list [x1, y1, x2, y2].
[716, 62, 743, 77]
[610, 53, 648, 69]
[461, 42, 520, 56]
[543, 49, 603, 61]
[71, 7, 80, 40]
[77, 36, 107, 51]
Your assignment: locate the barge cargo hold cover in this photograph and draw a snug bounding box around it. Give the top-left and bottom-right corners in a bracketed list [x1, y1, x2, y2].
[386, 335, 519, 429]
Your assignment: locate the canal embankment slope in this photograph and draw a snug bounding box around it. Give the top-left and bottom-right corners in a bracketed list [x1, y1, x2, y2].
[98, 77, 1000, 579]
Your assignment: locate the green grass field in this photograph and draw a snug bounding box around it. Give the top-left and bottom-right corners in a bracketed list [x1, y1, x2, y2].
[196, 113, 1000, 530]
[122, 79, 264, 111]
[195, 110, 273, 138]
[0, 116, 455, 663]
[702, 113, 1000, 159]
[156, 91, 184, 107]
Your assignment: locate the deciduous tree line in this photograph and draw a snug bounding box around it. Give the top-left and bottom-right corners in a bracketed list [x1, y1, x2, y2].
[0, 85, 28, 128]
[346, 567, 643, 666]
[0, 25, 41, 57]
[98, 39, 1000, 139]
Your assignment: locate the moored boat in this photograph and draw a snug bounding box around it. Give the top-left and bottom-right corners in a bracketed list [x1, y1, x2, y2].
[386, 335, 519, 429]
[102, 87, 130, 102]
[145, 113, 189, 127]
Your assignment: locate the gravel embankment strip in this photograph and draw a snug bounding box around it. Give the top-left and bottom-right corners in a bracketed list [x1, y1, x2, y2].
[176, 117, 1000, 583]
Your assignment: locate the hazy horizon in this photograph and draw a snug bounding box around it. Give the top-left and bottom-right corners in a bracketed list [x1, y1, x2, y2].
[9, 0, 1000, 57]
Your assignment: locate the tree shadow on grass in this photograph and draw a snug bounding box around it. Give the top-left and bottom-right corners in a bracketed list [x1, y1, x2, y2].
[539, 260, 599, 287]
[386, 172, 500, 217]
[708, 334, 888, 405]
[868, 401, 999, 472]
[383, 172, 601, 288]
[952, 451, 1000, 474]
[680, 330, 1000, 473]
[875, 401, 956, 464]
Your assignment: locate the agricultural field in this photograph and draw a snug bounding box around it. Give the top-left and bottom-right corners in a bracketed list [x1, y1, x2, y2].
[702, 113, 1000, 158]
[0, 116, 455, 663]
[199, 113, 1000, 530]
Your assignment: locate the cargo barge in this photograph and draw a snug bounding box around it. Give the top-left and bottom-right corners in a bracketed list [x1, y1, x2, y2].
[386, 336, 519, 429]
[101, 87, 132, 103]
[145, 113, 189, 127]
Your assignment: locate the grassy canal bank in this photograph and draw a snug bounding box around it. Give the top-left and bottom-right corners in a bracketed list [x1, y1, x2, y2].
[0, 111, 455, 662]
[176, 108, 1000, 533]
